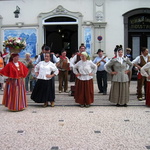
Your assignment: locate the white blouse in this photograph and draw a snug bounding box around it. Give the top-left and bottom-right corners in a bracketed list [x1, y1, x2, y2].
[73, 60, 97, 81]
[141, 62, 150, 81]
[132, 55, 149, 64]
[35, 61, 58, 80]
[14, 62, 19, 67]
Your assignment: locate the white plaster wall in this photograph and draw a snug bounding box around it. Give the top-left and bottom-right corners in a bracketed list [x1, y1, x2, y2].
[0, 0, 93, 25]
[105, 0, 150, 58]
[0, 0, 150, 58]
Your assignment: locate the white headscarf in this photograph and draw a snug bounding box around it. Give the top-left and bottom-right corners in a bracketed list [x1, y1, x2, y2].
[117, 49, 124, 64]
[81, 52, 90, 60]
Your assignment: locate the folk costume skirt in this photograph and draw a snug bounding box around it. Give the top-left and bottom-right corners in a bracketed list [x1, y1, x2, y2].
[146, 81, 150, 106]
[2, 78, 27, 111]
[109, 81, 129, 105]
[31, 78, 55, 103]
[74, 78, 94, 105]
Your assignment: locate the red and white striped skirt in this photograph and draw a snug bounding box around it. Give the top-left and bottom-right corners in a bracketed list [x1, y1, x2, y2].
[2, 78, 27, 111]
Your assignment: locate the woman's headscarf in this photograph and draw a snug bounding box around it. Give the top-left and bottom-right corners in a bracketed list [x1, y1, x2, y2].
[116, 45, 124, 64]
[81, 52, 90, 60]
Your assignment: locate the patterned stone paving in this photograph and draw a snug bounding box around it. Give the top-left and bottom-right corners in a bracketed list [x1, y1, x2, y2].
[0, 81, 149, 150]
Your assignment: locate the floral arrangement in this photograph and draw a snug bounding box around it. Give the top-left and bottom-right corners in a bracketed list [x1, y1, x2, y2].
[3, 36, 26, 50]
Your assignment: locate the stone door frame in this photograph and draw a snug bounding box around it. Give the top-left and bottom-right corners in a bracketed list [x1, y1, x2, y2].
[123, 8, 150, 50]
[38, 5, 83, 54]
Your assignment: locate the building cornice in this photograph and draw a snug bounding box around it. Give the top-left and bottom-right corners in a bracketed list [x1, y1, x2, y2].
[92, 22, 107, 28]
[1, 24, 39, 28]
[38, 5, 83, 20]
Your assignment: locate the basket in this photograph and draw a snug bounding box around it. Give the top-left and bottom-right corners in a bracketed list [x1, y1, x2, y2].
[8, 47, 22, 54]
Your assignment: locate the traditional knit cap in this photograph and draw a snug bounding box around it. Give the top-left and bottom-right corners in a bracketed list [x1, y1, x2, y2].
[81, 52, 90, 60]
[11, 53, 19, 58]
[9, 53, 19, 62]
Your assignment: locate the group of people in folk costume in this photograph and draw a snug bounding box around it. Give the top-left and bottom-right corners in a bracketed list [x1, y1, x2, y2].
[0, 44, 150, 111]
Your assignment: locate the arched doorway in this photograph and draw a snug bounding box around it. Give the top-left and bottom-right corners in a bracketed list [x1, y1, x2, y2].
[38, 5, 83, 57]
[123, 8, 150, 59]
[44, 16, 78, 58]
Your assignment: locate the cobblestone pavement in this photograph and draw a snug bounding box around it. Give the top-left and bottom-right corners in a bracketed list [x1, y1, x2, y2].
[0, 81, 150, 150]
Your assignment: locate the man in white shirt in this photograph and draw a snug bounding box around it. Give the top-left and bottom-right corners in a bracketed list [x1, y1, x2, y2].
[132, 47, 150, 100]
[93, 49, 109, 95]
[70, 43, 86, 67]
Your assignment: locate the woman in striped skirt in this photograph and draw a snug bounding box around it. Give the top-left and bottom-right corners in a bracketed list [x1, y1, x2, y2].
[0, 53, 28, 111]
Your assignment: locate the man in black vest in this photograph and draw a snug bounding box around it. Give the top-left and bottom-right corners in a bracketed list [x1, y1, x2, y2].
[132, 47, 150, 100]
[35, 44, 46, 64]
[36, 45, 59, 64]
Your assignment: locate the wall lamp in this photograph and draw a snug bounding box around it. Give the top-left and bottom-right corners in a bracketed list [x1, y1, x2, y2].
[14, 6, 20, 18]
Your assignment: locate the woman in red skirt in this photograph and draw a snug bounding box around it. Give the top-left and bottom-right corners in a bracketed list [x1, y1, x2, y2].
[73, 52, 97, 107]
[0, 53, 28, 111]
[141, 62, 150, 106]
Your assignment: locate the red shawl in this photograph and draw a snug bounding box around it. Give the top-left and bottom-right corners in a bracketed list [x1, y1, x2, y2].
[59, 55, 67, 60]
[0, 61, 29, 79]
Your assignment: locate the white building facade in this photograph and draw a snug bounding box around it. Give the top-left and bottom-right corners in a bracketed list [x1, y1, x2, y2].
[0, 0, 150, 59]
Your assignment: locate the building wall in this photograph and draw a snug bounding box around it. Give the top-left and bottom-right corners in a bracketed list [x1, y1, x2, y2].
[0, 0, 93, 24]
[0, 0, 150, 58]
[105, 0, 150, 58]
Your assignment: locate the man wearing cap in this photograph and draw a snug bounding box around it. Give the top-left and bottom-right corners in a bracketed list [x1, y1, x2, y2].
[93, 49, 109, 95]
[126, 48, 133, 61]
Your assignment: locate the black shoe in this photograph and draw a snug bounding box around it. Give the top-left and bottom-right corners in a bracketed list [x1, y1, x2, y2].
[43, 102, 48, 107]
[116, 104, 120, 107]
[80, 105, 84, 108]
[123, 104, 127, 107]
[98, 91, 103, 93]
[103, 93, 107, 95]
[85, 105, 90, 108]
